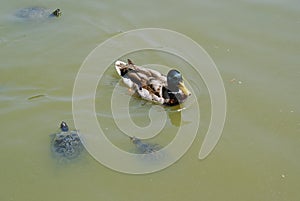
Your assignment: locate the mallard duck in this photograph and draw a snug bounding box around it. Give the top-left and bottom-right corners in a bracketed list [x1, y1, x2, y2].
[115, 59, 191, 106]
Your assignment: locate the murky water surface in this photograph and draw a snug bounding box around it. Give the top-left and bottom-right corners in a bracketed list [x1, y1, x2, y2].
[0, 0, 299, 200]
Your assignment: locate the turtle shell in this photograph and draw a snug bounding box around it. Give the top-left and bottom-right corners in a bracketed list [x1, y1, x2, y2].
[130, 137, 164, 161]
[51, 122, 83, 160]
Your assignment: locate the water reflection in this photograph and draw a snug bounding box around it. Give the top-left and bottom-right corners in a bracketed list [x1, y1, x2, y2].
[167, 106, 182, 127]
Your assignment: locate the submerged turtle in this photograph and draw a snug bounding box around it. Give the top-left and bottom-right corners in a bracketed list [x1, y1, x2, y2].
[15, 7, 61, 20]
[130, 136, 161, 154]
[51, 121, 83, 160]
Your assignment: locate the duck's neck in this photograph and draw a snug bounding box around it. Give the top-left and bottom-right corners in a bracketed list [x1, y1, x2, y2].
[162, 87, 182, 106]
[167, 83, 180, 93]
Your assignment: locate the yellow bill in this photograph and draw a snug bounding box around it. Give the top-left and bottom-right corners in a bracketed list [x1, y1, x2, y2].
[178, 81, 191, 96]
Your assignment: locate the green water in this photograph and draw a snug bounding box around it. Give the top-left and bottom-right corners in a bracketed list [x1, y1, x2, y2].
[1, 0, 299, 200]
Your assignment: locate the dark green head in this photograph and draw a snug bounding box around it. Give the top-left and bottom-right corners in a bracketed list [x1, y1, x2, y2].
[167, 69, 191, 96]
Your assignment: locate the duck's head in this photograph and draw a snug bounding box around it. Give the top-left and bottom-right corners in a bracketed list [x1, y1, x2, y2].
[167, 70, 191, 96]
[60, 121, 69, 132]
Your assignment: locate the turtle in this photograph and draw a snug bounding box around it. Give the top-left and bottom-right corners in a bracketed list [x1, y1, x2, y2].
[51, 121, 83, 160]
[15, 7, 61, 20]
[130, 136, 161, 154]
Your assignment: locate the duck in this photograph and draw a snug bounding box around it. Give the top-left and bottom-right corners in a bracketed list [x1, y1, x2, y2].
[115, 59, 191, 106]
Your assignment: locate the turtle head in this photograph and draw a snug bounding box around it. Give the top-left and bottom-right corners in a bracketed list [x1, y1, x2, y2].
[167, 69, 191, 96]
[60, 121, 69, 132]
[130, 136, 141, 144]
[51, 8, 62, 17]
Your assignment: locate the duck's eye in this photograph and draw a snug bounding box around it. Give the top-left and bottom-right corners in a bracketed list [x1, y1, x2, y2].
[171, 76, 181, 82]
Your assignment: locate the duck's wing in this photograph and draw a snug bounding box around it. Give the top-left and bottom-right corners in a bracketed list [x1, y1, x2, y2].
[115, 60, 167, 104]
[115, 60, 141, 88]
[115, 60, 166, 87]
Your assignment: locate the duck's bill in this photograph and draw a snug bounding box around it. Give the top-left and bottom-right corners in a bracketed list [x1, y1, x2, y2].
[178, 81, 191, 96]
